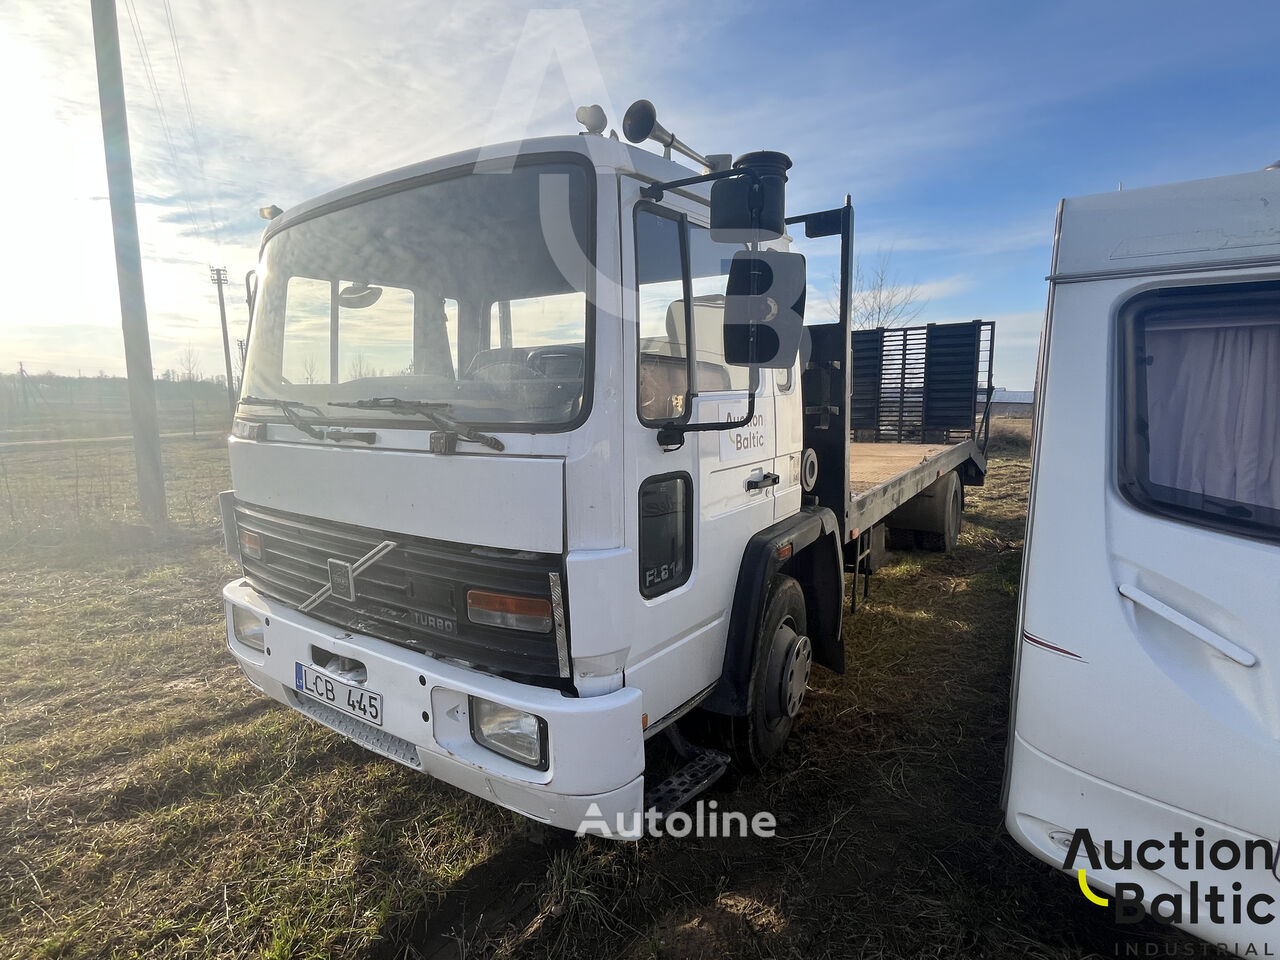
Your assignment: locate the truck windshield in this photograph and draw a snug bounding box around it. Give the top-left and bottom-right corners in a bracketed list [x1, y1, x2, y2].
[240, 159, 593, 429]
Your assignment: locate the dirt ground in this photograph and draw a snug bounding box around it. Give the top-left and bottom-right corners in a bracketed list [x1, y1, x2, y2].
[0, 425, 1208, 959]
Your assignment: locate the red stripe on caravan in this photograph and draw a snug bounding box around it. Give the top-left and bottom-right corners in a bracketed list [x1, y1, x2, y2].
[1022, 631, 1086, 662]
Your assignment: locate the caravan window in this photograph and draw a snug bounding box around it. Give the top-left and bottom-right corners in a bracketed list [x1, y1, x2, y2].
[1119, 281, 1280, 541]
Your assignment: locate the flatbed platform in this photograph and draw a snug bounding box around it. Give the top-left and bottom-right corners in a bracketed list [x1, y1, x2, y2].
[849, 442, 955, 494]
[845, 438, 986, 539]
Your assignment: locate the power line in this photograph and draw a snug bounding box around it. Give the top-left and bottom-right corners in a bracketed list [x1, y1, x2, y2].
[119, 0, 204, 245]
[161, 0, 221, 249]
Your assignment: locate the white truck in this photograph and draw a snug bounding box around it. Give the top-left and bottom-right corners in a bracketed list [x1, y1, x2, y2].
[220, 102, 993, 835]
[1004, 165, 1280, 953]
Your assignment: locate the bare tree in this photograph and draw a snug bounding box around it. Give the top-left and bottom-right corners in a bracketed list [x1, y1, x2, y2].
[178, 343, 202, 383]
[829, 249, 926, 330]
[346, 353, 377, 380]
[300, 353, 319, 385]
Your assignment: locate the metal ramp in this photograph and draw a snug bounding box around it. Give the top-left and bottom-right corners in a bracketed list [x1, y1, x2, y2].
[851, 319, 995, 452]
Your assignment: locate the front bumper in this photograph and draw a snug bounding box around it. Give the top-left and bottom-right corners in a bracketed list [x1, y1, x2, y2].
[223, 578, 645, 834]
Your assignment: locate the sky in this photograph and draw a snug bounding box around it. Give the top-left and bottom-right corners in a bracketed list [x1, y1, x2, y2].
[2, 0, 1278, 389]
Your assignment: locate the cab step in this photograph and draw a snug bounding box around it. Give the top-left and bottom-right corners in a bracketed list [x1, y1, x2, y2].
[643, 746, 730, 816]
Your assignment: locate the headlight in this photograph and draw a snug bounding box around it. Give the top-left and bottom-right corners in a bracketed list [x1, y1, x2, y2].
[231, 419, 266, 440]
[469, 697, 547, 769]
[231, 606, 265, 652]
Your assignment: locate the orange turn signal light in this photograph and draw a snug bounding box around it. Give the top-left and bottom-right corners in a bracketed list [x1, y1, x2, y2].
[239, 529, 263, 560]
[466, 590, 553, 633]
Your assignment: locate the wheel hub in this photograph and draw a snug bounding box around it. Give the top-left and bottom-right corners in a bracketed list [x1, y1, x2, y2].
[765, 623, 812, 721]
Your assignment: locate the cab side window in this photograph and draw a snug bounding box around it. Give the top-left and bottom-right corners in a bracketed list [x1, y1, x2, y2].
[687, 224, 750, 392]
[635, 208, 689, 424]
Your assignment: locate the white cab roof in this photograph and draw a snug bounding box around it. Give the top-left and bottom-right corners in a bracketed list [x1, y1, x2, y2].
[264, 135, 707, 243]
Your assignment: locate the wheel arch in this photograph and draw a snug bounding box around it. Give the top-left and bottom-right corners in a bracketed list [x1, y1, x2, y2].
[702, 506, 844, 716]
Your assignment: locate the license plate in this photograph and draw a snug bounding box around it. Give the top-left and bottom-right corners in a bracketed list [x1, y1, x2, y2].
[295, 663, 384, 726]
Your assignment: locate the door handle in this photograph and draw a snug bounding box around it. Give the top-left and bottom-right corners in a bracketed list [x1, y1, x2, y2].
[1117, 584, 1257, 667]
[746, 472, 780, 491]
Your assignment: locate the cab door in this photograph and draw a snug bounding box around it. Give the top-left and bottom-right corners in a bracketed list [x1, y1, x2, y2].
[618, 179, 778, 726]
[684, 217, 779, 534]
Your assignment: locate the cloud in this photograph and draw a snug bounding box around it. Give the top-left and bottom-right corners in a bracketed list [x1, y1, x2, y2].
[4, 0, 1276, 391]
[912, 275, 974, 301]
[851, 218, 1054, 258]
[1, 0, 706, 378]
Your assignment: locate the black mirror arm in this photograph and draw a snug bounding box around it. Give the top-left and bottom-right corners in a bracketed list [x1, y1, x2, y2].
[653, 368, 760, 449]
[640, 166, 758, 203]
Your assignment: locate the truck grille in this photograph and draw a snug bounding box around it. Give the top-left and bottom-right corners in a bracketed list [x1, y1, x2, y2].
[234, 501, 568, 685]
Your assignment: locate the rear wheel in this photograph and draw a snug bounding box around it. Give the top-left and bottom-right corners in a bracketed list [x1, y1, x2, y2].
[921, 471, 963, 553]
[724, 575, 811, 771]
[886, 470, 963, 553]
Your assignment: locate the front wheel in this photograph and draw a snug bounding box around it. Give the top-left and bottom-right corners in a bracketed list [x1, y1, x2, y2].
[725, 575, 811, 771]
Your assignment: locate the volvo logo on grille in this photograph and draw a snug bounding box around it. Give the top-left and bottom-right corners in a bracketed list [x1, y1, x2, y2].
[327, 559, 356, 602]
[299, 540, 398, 612]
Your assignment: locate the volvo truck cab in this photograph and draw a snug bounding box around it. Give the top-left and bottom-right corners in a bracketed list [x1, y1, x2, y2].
[221, 103, 992, 836]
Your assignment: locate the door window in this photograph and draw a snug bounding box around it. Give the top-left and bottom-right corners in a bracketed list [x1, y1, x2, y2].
[687, 224, 750, 392]
[635, 208, 690, 424]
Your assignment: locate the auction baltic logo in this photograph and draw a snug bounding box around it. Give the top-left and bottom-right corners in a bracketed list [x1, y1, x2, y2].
[1064, 826, 1278, 950]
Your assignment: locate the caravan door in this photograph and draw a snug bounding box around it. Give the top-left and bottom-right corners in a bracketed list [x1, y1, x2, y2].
[1005, 170, 1280, 952]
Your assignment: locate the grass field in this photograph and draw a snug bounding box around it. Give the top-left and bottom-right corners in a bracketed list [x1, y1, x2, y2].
[0, 425, 1203, 959]
[0, 375, 231, 444]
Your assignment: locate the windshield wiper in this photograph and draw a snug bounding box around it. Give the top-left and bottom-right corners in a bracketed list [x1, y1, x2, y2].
[327, 398, 505, 452]
[239, 396, 326, 439]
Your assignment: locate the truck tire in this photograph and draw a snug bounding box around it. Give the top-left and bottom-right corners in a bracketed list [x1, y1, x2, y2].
[724, 575, 811, 771]
[885, 470, 963, 553]
[921, 471, 963, 553]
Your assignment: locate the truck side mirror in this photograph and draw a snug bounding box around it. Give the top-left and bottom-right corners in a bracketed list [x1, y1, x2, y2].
[723, 250, 806, 369]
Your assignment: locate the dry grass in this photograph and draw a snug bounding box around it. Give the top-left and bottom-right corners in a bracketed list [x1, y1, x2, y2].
[0, 421, 1204, 959]
[0, 436, 231, 543]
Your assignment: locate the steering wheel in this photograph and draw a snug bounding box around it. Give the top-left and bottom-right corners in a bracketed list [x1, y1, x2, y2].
[471, 360, 546, 383]
[639, 366, 683, 420]
[638, 367, 662, 419]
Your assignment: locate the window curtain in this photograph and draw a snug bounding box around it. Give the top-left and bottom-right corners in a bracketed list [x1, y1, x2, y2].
[1145, 319, 1280, 513]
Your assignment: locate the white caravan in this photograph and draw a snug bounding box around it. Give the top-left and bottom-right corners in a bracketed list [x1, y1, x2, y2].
[220, 102, 994, 837]
[1005, 166, 1280, 953]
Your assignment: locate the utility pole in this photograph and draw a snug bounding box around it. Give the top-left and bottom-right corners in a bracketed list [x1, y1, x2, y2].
[91, 0, 166, 525]
[210, 267, 236, 416]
